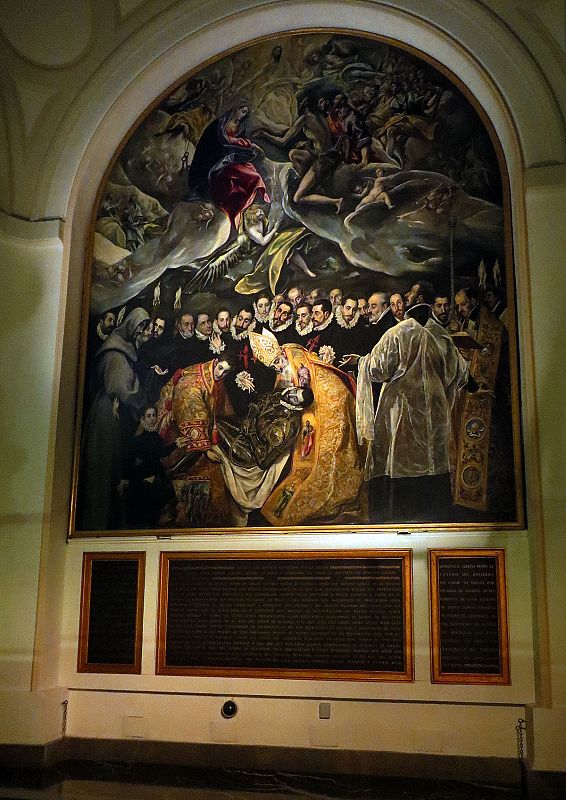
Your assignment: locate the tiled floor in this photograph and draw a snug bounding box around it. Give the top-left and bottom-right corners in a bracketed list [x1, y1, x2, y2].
[0, 765, 523, 800]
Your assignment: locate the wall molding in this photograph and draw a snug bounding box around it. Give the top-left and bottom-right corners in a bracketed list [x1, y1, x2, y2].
[0, 208, 62, 241]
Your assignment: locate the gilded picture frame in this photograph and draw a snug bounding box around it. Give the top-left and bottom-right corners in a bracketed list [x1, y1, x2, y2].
[77, 552, 146, 673]
[428, 548, 510, 685]
[156, 550, 414, 681]
[69, 30, 524, 537]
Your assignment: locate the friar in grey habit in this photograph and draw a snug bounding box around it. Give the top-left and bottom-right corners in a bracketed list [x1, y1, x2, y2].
[77, 307, 150, 530]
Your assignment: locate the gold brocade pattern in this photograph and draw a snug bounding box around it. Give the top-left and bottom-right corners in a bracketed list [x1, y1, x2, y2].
[262, 346, 366, 526]
[156, 361, 235, 527]
[172, 362, 216, 450]
[454, 307, 503, 510]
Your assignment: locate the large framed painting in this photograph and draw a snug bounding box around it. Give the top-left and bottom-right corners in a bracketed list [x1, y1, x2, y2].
[70, 30, 524, 536]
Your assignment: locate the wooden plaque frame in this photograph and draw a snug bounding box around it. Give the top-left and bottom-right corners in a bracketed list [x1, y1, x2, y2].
[77, 551, 146, 673]
[429, 548, 509, 685]
[157, 550, 413, 681]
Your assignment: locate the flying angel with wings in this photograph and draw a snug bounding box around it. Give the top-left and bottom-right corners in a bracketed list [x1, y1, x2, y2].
[182, 204, 315, 296]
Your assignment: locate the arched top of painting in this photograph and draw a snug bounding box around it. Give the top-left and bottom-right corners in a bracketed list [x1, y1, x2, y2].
[76, 28, 523, 535]
[99, 29, 509, 203]
[89, 29, 510, 318]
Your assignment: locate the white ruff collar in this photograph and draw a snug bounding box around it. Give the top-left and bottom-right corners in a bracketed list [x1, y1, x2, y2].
[280, 398, 298, 411]
[267, 306, 293, 331]
[230, 317, 257, 341]
[254, 302, 271, 325]
[195, 329, 209, 341]
[139, 419, 158, 434]
[313, 312, 334, 332]
[96, 321, 109, 341]
[335, 306, 360, 329]
[271, 317, 293, 333]
[295, 320, 314, 336]
[213, 320, 231, 336]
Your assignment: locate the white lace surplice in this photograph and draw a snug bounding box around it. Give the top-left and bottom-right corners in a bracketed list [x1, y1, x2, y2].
[356, 318, 468, 479]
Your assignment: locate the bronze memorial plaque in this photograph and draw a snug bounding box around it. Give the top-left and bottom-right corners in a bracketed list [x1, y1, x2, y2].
[429, 549, 509, 684]
[78, 552, 145, 673]
[157, 550, 413, 680]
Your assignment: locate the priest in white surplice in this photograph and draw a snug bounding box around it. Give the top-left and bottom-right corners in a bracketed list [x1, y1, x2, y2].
[352, 303, 469, 522]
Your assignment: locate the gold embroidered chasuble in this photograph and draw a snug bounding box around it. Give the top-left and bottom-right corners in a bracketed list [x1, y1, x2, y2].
[261, 344, 367, 526]
[453, 307, 505, 510]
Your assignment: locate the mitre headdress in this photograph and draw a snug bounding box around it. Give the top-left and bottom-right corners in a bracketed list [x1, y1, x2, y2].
[249, 328, 282, 367]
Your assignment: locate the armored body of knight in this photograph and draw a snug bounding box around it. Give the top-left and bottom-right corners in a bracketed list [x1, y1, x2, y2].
[156, 329, 366, 528]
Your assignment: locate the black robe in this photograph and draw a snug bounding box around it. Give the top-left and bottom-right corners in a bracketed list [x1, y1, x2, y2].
[363, 308, 397, 353]
[167, 334, 213, 375]
[185, 110, 268, 225]
[333, 318, 367, 362]
[186, 111, 255, 201]
[307, 319, 338, 361]
[123, 429, 176, 528]
[137, 336, 176, 404]
[224, 332, 276, 417]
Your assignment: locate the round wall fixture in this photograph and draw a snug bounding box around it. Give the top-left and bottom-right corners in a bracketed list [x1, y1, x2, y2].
[221, 700, 238, 719]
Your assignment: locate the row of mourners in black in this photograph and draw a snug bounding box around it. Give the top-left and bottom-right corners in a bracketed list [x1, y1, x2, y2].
[92, 280, 504, 409]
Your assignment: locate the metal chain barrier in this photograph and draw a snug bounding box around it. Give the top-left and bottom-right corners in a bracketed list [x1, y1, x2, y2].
[61, 699, 69, 737]
[516, 717, 528, 798]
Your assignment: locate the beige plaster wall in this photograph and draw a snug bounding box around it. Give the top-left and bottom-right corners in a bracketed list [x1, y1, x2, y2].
[57, 531, 534, 760]
[0, 0, 565, 770]
[0, 216, 69, 744]
[0, 217, 63, 694]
